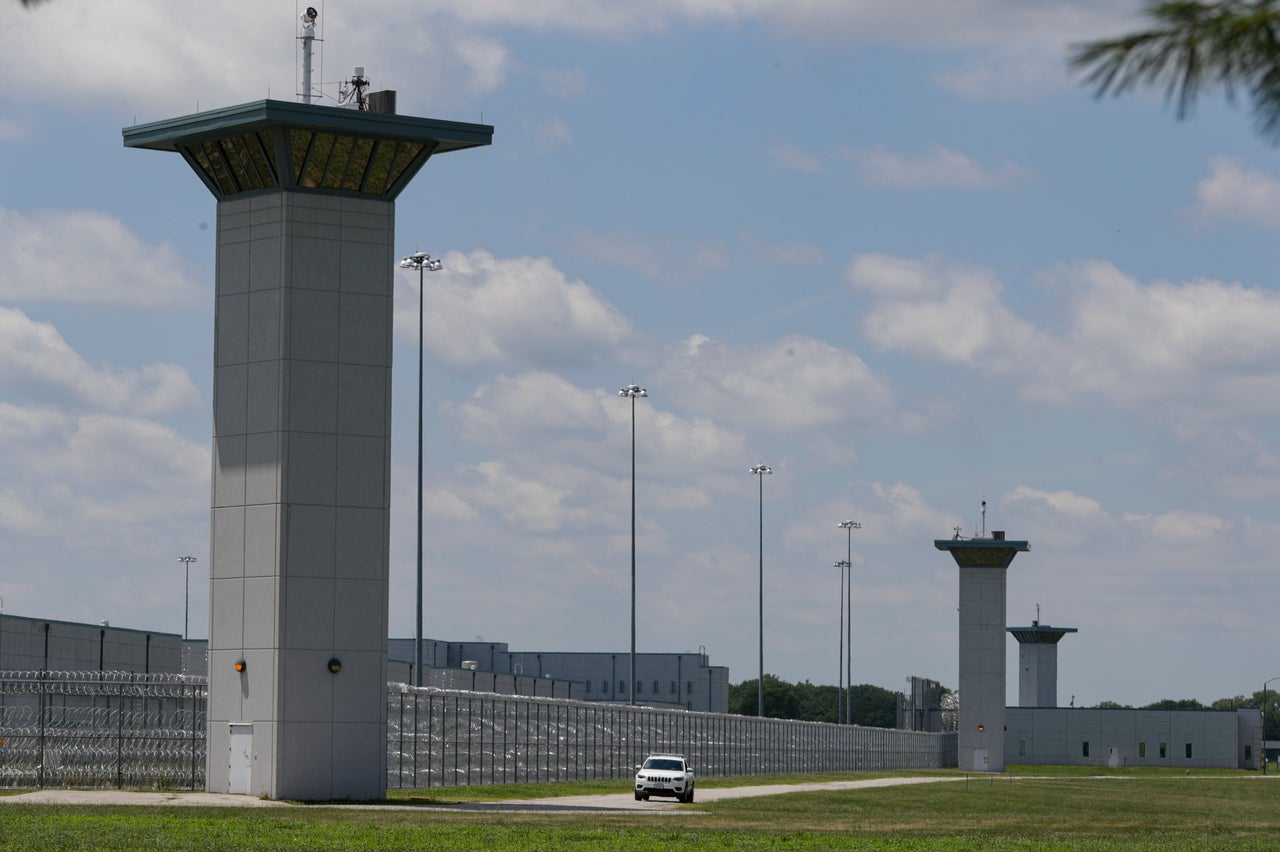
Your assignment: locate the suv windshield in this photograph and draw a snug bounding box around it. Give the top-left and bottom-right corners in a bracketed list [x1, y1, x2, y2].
[643, 759, 683, 771]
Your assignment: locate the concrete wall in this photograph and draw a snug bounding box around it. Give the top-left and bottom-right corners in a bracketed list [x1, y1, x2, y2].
[388, 639, 730, 712]
[1017, 642, 1058, 708]
[1006, 707, 1262, 769]
[957, 564, 1007, 771]
[206, 191, 392, 801]
[0, 614, 181, 674]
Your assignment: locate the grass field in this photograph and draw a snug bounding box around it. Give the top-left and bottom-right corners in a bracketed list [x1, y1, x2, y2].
[2, 768, 1278, 850]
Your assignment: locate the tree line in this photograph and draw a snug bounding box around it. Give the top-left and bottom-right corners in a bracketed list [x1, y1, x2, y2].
[727, 674, 899, 727]
[1094, 690, 1280, 738]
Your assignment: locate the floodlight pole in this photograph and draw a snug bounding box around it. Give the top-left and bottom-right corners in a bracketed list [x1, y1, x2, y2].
[619, 384, 647, 705]
[838, 520, 860, 723]
[750, 464, 772, 717]
[400, 252, 443, 687]
[178, 556, 198, 640]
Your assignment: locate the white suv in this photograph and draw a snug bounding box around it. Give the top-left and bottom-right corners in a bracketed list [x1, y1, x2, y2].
[634, 753, 695, 802]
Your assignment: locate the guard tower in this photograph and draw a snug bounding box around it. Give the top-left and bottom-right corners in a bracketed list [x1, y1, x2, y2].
[124, 100, 491, 800]
[1008, 613, 1076, 708]
[935, 530, 1029, 772]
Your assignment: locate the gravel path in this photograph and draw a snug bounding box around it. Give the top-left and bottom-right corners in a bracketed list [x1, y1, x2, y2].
[0, 775, 964, 813]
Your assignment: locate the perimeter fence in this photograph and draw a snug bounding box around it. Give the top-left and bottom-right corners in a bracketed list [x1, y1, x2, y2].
[0, 673, 956, 790]
[387, 684, 956, 789]
[0, 671, 206, 789]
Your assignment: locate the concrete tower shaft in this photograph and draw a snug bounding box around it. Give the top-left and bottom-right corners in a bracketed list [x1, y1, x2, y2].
[935, 532, 1029, 773]
[1008, 622, 1077, 708]
[125, 100, 492, 800]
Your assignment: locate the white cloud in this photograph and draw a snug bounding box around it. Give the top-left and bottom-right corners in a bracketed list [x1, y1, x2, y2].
[533, 116, 574, 151]
[445, 371, 748, 472]
[0, 404, 208, 542]
[845, 143, 1027, 190]
[1004, 486, 1103, 519]
[0, 207, 204, 306]
[1, 2, 1132, 115]
[451, 36, 510, 93]
[1122, 510, 1230, 544]
[1193, 156, 1280, 227]
[768, 142, 826, 174]
[659, 333, 900, 432]
[849, 253, 1280, 419]
[395, 250, 632, 370]
[848, 254, 1043, 367]
[0, 307, 201, 416]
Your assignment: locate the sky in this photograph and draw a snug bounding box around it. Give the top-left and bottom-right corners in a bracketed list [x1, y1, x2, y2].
[3, 0, 1280, 709]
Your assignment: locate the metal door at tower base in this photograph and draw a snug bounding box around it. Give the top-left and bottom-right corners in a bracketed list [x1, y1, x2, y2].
[228, 723, 253, 794]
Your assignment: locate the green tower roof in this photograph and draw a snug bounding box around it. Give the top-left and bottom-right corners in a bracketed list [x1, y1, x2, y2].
[123, 99, 493, 200]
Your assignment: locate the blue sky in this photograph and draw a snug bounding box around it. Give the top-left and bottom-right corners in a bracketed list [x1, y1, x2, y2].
[4, 1, 1280, 707]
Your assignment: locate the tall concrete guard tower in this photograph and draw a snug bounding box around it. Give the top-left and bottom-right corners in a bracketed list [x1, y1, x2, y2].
[1008, 615, 1076, 708]
[124, 99, 491, 799]
[935, 530, 1029, 772]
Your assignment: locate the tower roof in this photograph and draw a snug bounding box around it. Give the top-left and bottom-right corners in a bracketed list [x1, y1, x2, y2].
[1007, 625, 1077, 644]
[934, 535, 1029, 568]
[123, 99, 493, 201]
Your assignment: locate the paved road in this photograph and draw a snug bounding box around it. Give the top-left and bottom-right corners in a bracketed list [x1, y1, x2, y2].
[0, 776, 964, 813]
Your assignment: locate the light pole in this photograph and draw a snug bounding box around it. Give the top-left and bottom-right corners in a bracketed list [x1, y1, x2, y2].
[399, 251, 443, 687]
[619, 384, 648, 705]
[750, 463, 772, 717]
[838, 520, 860, 722]
[178, 556, 198, 640]
[1265, 676, 1280, 774]
[833, 559, 851, 723]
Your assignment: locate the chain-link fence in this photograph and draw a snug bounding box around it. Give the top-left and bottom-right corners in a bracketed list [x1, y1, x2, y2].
[0, 671, 206, 789]
[387, 684, 956, 789]
[0, 673, 956, 790]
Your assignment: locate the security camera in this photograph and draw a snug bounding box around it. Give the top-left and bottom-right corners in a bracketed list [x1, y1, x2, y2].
[301, 7, 318, 25]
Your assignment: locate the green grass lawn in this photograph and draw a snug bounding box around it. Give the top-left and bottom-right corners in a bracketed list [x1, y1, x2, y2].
[2, 769, 1278, 850]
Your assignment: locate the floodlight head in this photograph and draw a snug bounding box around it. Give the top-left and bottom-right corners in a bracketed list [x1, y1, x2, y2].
[302, 7, 318, 26]
[619, 383, 647, 398]
[400, 251, 443, 272]
[749, 464, 772, 476]
[838, 519, 861, 530]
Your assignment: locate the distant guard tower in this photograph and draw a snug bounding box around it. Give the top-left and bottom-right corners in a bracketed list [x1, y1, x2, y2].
[1008, 611, 1076, 708]
[935, 528, 1029, 772]
[124, 99, 491, 799]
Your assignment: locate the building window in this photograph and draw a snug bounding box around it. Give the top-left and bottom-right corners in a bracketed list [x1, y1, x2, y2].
[1246, 745, 1253, 761]
[670, 681, 677, 695]
[1159, 742, 1167, 758]
[1138, 742, 1146, 758]
[686, 681, 693, 694]
[585, 681, 591, 693]
[619, 681, 626, 694]
[1082, 741, 1090, 758]
[636, 681, 642, 694]
[1019, 739, 1026, 757]
[603, 680, 609, 693]
[1186, 743, 1193, 759]
[653, 680, 659, 694]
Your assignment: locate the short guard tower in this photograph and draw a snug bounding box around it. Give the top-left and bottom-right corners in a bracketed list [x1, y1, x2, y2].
[935, 530, 1029, 772]
[1008, 614, 1076, 708]
[124, 100, 491, 799]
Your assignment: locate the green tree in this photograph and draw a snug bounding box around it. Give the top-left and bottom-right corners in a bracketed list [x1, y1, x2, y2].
[1070, 1, 1280, 143]
[728, 675, 899, 726]
[1093, 700, 1133, 709]
[1142, 698, 1208, 710]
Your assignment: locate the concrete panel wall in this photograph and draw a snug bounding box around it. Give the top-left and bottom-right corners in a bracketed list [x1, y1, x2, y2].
[1006, 707, 1259, 769]
[1018, 643, 1058, 708]
[207, 192, 392, 801]
[957, 565, 1007, 771]
[0, 615, 181, 674]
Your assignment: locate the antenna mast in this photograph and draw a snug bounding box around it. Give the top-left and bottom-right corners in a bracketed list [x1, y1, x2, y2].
[299, 6, 319, 104]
